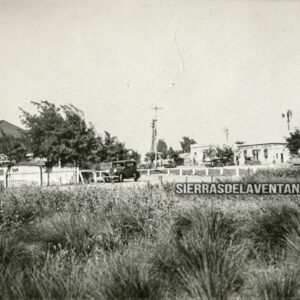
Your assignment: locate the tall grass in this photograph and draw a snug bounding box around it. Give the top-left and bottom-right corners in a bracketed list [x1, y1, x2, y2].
[240, 201, 300, 259]
[243, 262, 300, 300]
[0, 181, 299, 298]
[243, 167, 300, 183]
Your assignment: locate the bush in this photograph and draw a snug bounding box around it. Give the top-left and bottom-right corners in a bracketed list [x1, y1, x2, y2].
[96, 243, 164, 300]
[0, 184, 299, 298]
[241, 201, 300, 258]
[244, 167, 300, 183]
[243, 263, 300, 300]
[155, 205, 247, 299]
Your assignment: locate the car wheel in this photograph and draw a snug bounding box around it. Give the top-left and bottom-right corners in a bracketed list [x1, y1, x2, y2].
[119, 173, 123, 182]
[134, 173, 139, 182]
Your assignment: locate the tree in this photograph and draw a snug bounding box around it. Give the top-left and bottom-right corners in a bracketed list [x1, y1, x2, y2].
[286, 129, 300, 155]
[127, 149, 141, 163]
[215, 145, 234, 165]
[157, 139, 168, 159]
[0, 131, 27, 162]
[101, 131, 132, 162]
[145, 152, 155, 164]
[20, 101, 98, 168]
[180, 136, 196, 153]
[167, 146, 183, 163]
[20, 101, 141, 167]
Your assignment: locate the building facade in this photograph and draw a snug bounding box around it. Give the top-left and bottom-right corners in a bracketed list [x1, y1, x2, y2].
[237, 142, 290, 166]
[190, 144, 216, 166]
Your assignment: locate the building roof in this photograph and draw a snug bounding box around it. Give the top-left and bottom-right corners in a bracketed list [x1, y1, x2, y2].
[237, 142, 287, 148]
[0, 120, 24, 138]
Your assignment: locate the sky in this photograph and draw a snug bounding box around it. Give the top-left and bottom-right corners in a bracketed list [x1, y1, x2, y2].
[1, 0, 300, 155]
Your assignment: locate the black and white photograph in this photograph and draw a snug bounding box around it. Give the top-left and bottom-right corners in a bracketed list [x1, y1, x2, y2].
[1, 0, 300, 299]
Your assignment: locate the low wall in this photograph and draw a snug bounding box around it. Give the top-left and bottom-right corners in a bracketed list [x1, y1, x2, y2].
[2, 166, 79, 188]
[138, 165, 267, 177]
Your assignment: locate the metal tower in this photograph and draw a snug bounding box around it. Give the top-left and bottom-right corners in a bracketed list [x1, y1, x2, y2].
[282, 110, 293, 132]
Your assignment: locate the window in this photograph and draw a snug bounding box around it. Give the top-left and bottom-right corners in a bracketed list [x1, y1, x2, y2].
[114, 162, 125, 167]
[126, 162, 135, 167]
[264, 149, 268, 159]
[243, 150, 247, 158]
[276, 153, 278, 159]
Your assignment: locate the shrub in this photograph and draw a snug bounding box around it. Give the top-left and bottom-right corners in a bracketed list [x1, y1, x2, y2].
[243, 263, 300, 300]
[21, 213, 95, 256]
[96, 243, 164, 300]
[241, 201, 300, 258]
[0, 250, 93, 299]
[244, 167, 300, 183]
[155, 205, 247, 300]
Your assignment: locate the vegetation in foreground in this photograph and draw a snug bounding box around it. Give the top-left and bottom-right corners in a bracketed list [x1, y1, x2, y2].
[1, 171, 300, 299]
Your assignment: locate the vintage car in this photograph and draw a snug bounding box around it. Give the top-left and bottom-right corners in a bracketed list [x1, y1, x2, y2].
[102, 160, 140, 182]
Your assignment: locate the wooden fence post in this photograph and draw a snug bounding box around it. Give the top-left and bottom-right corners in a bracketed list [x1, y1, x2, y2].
[5, 172, 8, 188]
[39, 166, 43, 187]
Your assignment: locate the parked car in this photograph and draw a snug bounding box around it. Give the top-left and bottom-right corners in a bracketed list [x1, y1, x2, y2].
[102, 160, 140, 182]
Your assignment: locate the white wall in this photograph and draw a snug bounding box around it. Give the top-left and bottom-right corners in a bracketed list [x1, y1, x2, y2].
[238, 144, 290, 166]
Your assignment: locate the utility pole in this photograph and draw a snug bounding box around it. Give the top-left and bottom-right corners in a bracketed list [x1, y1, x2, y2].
[282, 110, 292, 132]
[224, 127, 229, 144]
[151, 106, 163, 168]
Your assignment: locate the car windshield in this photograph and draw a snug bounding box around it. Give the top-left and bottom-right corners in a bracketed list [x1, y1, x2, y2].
[126, 162, 135, 167]
[113, 162, 125, 167]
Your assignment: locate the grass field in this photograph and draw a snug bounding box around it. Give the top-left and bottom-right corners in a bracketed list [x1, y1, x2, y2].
[0, 168, 300, 299]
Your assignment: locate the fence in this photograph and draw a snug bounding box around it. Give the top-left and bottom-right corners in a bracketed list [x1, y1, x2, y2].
[1, 166, 79, 188]
[138, 165, 270, 177]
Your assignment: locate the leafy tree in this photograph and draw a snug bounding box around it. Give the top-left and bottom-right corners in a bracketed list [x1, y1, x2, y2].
[20, 101, 99, 168]
[180, 136, 196, 153]
[145, 152, 156, 163]
[286, 129, 300, 155]
[20, 101, 140, 167]
[157, 139, 168, 159]
[59, 104, 99, 166]
[20, 101, 64, 167]
[167, 146, 183, 163]
[101, 131, 130, 162]
[0, 131, 27, 162]
[203, 146, 217, 159]
[127, 149, 141, 163]
[215, 145, 234, 165]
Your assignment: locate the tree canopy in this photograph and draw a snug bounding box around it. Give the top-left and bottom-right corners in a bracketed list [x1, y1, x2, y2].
[180, 136, 196, 153]
[286, 129, 300, 155]
[215, 145, 234, 165]
[157, 139, 168, 159]
[0, 131, 27, 163]
[19, 101, 140, 167]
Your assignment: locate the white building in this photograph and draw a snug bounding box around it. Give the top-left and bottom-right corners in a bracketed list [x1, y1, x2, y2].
[237, 142, 290, 166]
[190, 144, 216, 166]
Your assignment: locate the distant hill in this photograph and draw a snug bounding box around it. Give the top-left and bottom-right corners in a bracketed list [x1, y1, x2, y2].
[0, 120, 24, 138]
